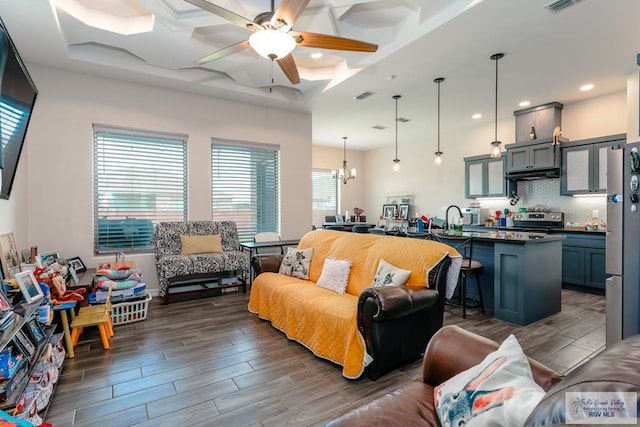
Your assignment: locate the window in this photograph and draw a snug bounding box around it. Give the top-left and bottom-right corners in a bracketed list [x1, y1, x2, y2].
[93, 125, 187, 253]
[211, 140, 279, 242]
[312, 169, 339, 228]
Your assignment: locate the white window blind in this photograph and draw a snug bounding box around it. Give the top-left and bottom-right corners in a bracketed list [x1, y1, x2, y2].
[93, 125, 188, 253]
[211, 140, 279, 242]
[312, 169, 339, 228]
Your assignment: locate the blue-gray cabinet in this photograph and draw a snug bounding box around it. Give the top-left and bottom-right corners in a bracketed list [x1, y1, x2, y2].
[464, 155, 506, 198]
[505, 140, 558, 172]
[558, 232, 606, 290]
[560, 134, 626, 195]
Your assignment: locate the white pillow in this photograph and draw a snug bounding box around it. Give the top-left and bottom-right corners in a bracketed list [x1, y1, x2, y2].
[434, 334, 545, 427]
[316, 258, 352, 294]
[278, 247, 313, 279]
[371, 259, 411, 287]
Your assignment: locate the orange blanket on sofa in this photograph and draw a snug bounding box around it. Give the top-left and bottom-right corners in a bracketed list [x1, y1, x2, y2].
[248, 230, 461, 378]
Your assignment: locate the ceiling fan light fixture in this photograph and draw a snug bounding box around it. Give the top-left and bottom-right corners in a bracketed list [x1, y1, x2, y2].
[249, 29, 296, 60]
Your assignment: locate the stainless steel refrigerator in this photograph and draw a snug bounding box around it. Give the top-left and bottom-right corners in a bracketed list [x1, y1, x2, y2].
[606, 142, 640, 347]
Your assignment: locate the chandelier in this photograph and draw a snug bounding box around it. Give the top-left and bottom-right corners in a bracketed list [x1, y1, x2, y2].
[333, 137, 356, 184]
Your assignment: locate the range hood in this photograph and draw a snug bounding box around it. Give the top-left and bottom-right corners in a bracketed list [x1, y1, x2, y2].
[506, 166, 560, 180]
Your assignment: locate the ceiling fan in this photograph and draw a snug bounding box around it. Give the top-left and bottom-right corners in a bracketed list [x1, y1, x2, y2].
[186, 0, 378, 84]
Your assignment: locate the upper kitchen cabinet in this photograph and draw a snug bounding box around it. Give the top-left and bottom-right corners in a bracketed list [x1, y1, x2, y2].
[514, 102, 563, 143]
[560, 134, 626, 195]
[464, 154, 506, 198]
[506, 140, 559, 173]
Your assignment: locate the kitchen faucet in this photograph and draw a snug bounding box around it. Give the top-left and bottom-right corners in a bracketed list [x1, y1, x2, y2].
[444, 205, 464, 230]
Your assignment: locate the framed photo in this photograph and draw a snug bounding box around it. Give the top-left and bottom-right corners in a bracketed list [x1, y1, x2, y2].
[334, 215, 344, 224]
[25, 318, 45, 346]
[14, 270, 44, 305]
[39, 251, 61, 268]
[382, 204, 397, 219]
[67, 256, 87, 273]
[399, 203, 410, 220]
[0, 232, 21, 278]
[14, 329, 35, 359]
[0, 291, 12, 312]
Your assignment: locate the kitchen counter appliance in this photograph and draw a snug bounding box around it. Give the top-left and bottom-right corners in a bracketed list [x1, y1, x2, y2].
[512, 211, 564, 232]
[461, 207, 489, 225]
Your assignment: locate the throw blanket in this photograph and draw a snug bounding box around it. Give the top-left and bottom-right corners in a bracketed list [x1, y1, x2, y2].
[248, 231, 461, 378]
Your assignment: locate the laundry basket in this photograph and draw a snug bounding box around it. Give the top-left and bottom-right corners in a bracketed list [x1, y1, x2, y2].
[111, 293, 152, 325]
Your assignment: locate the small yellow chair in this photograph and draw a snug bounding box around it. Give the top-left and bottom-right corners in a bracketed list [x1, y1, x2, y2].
[70, 286, 113, 350]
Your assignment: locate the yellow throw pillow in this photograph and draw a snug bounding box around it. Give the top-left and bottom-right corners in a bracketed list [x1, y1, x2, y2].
[180, 234, 222, 255]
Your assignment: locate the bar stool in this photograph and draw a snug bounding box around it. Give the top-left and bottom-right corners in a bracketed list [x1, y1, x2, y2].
[432, 233, 485, 318]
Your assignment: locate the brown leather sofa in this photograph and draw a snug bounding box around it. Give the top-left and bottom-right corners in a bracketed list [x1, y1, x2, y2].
[327, 325, 640, 426]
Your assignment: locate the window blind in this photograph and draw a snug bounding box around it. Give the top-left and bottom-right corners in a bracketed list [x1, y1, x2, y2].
[211, 140, 279, 242]
[93, 125, 188, 253]
[312, 169, 339, 228]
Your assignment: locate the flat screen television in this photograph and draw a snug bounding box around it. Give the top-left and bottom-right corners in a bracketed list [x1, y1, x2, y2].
[0, 16, 37, 200]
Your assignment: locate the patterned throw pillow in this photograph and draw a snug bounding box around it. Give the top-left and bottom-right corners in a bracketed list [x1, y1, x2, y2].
[434, 335, 545, 427]
[371, 259, 411, 287]
[279, 247, 313, 279]
[316, 257, 352, 294]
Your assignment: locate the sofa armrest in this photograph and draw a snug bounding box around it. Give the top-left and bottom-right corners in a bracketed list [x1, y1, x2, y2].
[358, 286, 439, 322]
[422, 325, 563, 391]
[252, 254, 284, 276]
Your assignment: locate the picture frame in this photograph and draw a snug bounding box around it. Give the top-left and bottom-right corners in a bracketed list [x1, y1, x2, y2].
[39, 251, 61, 268]
[69, 264, 79, 285]
[25, 318, 45, 346]
[0, 232, 21, 278]
[0, 291, 12, 312]
[14, 329, 35, 359]
[14, 270, 44, 305]
[399, 203, 410, 220]
[334, 214, 344, 224]
[66, 256, 87, 273]
[382, 204, 397, 219]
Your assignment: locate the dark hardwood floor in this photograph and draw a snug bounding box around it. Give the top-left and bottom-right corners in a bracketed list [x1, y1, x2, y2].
[45, 288, 605, 427]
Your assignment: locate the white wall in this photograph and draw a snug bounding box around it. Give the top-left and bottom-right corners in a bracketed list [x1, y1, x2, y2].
[1, 65, 312, 291]
[361, 91, 628, 223]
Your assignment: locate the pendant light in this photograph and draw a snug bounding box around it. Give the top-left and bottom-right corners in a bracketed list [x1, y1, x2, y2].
[332, 137, 356, 184]
[434, 77, 445, 166]
[490, 53, 504, 158]
[392, 95, 401, 172]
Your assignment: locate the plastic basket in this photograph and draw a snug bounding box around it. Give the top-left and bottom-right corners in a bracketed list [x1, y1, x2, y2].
[111, 293, 152, 325]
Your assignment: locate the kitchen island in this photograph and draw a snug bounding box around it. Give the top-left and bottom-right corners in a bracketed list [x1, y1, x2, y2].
[436, 230, 565, 326]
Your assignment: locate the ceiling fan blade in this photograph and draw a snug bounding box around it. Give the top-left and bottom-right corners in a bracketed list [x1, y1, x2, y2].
[195, 40, 250, 64]
[185, 0, 259, 30]
[291, 31, 378, 52]
[277, 54, 300, 84]
[271, 0, 311, 28]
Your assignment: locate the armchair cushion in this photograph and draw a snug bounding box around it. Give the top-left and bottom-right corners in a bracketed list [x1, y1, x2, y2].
[180, 234, 222, 255]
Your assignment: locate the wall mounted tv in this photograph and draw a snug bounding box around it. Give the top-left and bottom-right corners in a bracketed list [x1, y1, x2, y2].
[0, 16, 37, 200]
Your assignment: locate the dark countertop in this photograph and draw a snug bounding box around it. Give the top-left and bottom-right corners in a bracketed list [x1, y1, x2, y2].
[463, 225, 606, 236]
[435, 230, 565, 244]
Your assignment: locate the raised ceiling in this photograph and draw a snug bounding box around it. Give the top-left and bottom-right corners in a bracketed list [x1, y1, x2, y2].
[1, 0, 640, 150]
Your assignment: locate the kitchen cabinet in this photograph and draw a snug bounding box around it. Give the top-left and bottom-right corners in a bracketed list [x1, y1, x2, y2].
[506, 141, 558, 173]
[557, 232, 606, 291]
[560, 134, 626, 195]
[464, 155, 506, 198]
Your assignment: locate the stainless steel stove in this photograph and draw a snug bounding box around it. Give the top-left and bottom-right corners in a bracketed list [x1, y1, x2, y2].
[513, 211, 564, 231]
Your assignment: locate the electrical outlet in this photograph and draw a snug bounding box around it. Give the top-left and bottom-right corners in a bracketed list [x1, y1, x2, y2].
[592, 210, 599, 219]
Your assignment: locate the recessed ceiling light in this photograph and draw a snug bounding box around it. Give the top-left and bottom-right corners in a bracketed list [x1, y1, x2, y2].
[310, 52, 323, 59]
[519, 101, 531, 107]
[580, 83, 594, 91]
[472, 113, 482, 120]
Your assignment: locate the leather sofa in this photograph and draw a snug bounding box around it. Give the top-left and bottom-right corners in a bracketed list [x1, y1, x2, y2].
[250, 230, 461, 380]
[327, 325, 640, 426]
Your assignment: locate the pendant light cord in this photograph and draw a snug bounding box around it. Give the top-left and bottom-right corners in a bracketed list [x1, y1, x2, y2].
[437, 80, 441, 153]
[494, 55, 498, 143]
[343, 137, 347, 162]
[395, 96, 398, 159]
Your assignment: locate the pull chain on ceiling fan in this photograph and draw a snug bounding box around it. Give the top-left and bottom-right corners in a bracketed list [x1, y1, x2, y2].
[185, 0, 378, 85]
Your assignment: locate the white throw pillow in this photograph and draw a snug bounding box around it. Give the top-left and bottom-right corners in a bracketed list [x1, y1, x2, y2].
[371, 259, 411, 287]
[316, 258, 352, 294]
[434, 334, 545, 427]
[278, 247, 313, 279]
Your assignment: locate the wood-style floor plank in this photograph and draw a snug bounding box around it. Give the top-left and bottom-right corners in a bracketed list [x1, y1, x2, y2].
[45, 288, 605, 426]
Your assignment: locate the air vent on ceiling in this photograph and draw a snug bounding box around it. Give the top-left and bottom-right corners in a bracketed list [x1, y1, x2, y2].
[396, 117, 411, 123]
[545, 0, 581, 13]
[372, 125, 387, 130]
[353, 91, 375, 100]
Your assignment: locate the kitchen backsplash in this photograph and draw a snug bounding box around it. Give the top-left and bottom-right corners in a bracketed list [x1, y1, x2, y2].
[478, 179, 606, 225]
